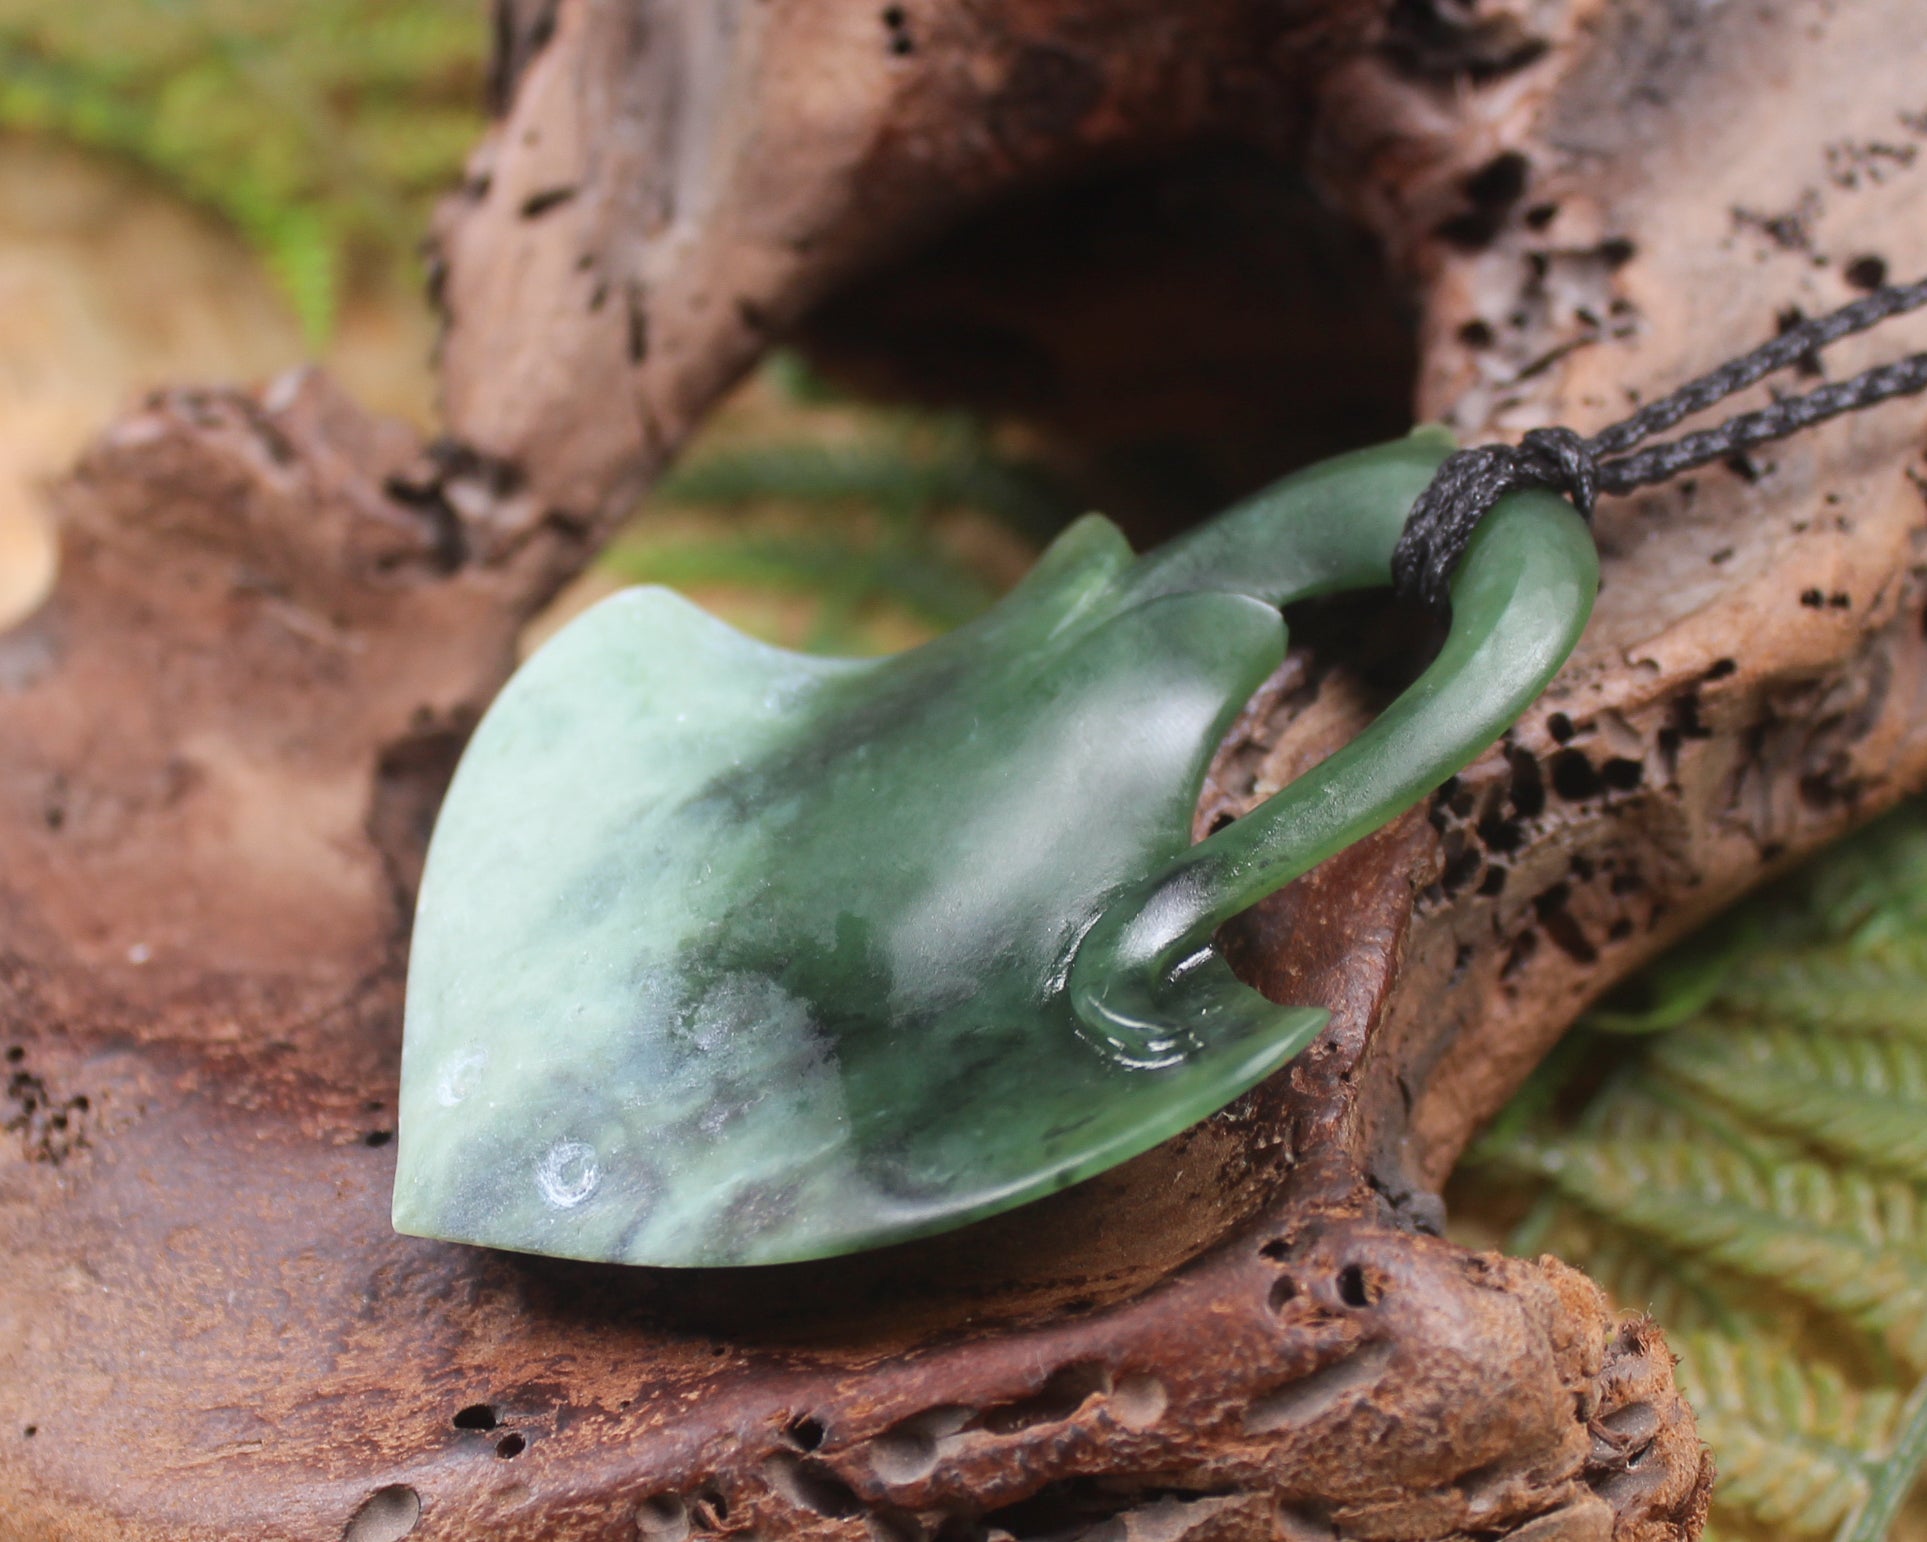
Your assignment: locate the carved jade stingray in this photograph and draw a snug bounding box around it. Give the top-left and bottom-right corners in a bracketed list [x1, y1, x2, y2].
[392, 431, 1596, 1267]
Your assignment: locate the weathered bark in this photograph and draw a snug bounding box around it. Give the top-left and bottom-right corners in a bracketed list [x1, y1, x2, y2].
[4, 0, 1926, 1538]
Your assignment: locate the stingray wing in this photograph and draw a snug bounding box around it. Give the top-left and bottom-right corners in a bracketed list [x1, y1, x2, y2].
[394, 524, 1317, 1266]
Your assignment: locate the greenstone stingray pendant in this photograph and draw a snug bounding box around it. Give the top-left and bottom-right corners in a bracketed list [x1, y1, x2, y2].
[393, 431, 1596, 1267]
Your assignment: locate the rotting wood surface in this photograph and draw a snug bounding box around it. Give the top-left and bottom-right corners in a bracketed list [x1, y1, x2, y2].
[4, 0, 1926, 1537]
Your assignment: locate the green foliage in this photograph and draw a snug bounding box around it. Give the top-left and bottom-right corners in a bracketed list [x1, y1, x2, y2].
[1469, 804, 1927, 1541]
[1680, 1333, 1907, 1535]
[603, 361, 1075, 655]
[0, 0, 486, 341]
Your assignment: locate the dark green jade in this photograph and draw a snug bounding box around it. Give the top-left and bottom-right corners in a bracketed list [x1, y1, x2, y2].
[392, 431, 1597, 1267]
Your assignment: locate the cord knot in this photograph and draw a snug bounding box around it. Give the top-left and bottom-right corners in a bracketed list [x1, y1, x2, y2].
[1390, 426, 1602, 611]
[1391, 273, 1927, 612]
[1519, 425, 1601, 517]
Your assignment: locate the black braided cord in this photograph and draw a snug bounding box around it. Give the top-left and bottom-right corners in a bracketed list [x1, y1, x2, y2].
[1392, 276, 1927, 609]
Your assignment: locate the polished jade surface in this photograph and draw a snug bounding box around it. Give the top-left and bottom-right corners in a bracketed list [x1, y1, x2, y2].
[393, 433, 1597, 1267]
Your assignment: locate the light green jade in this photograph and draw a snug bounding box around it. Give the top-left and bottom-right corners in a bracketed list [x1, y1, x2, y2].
[393, 431, 1596, 1267]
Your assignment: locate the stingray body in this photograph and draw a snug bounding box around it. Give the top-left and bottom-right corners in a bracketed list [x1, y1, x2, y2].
[393, 433, 1595, 1266]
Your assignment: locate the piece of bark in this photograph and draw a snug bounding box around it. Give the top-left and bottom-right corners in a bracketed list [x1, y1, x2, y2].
[6, 0, 1927, 1538]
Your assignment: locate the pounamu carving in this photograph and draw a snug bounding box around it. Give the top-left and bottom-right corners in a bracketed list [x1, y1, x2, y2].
[396, 438, 1593, 1265]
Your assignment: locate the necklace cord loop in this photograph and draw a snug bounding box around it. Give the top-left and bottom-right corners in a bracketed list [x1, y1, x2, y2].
[1394, 276, 1927, 610]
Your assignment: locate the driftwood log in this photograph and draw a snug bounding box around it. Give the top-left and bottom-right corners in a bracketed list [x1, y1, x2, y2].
[5, 0, 1927, 1537]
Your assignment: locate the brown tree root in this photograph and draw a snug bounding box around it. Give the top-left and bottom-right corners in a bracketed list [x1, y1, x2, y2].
[5, 0, 1927, 1536]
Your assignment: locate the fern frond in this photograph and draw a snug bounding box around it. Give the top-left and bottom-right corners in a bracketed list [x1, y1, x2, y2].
[606, 533, 997, 636]
[1494, 1137, 1927, 1369]
[1527, 1217, 1761, 1338]
[1718, 938, 1927, 1041]
[1583, 1075, 1740, 1146]
[1656, 1027, 1927, 1183]
[657, 442, 944, 512]
[654, 436, 1068, 542]
[1843, 1382, 1927, 1542]
[1676, 1332, 1898, 1536]
[1466, 809, 1927, 1542]
[1492, 1063, 1803, 1170]
[607, 384, 1072, 653]
[1802, 815, 1927, 942]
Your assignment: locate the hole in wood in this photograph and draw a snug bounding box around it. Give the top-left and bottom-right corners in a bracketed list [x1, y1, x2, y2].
[1244, 1343, 1393, 1433]
[867, 1405, 970, 1484]
[975, 1361, 1110, 1435]
[451, 1403, 497, 1431]
[343, 1485, 421, 1542]
[771, 1454, 864, 1518]
[1110, 1374, 1168, 1430]
[635, 1494, 691, 1542]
